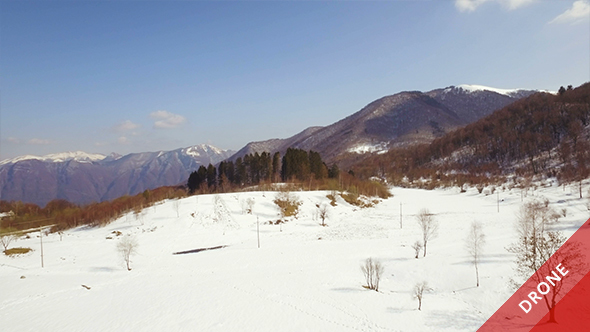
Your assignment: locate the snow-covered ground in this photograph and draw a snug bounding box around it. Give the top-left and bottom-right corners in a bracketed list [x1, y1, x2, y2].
[2, 184, 589, 332]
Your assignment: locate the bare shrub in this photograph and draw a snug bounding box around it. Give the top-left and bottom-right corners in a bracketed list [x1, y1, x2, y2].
[416, 208, 438, 257]
[476, 184, 484, 194]
[117, 235, 138, 271]
[413, 281, 432, 311]
[240, 197, 255, 214]
[318, 204, 329, 226]
[273, 191, 302, 222]
[327, 192, 338, 206]
[246, 197, 255, 214]
[361, 257, 384, 292]
[412, 240, 423, 259]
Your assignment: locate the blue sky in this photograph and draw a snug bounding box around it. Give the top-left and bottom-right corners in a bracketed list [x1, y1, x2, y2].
[1, 0, 589, 160]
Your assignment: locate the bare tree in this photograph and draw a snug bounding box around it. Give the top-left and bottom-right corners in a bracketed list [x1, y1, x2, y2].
[412, 240, 423, 259]
[466, 221, 485, 287]
[133, 205, 145, 225]
[413, 281, 431, 311]
[361, 258, 384, 291]
[0, 228, 19, 252]
[117, 235, 138, 271]
[318, 204, 329, 227]
[416, 208, 438, 257]
[507, 201, 584, 323]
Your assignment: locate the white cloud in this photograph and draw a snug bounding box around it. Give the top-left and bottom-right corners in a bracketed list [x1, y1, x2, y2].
[7, 137, 20, 144]
[455, 0, 535, 12]
[455, 0, 491, 12]
[118, 136, 130, 144]
[549, 0, 590, 24]
[113, 120, 141, 132]
[150, 110, 187, 129]
[28, 138, 51, 145]
[503, 0, 535, 10]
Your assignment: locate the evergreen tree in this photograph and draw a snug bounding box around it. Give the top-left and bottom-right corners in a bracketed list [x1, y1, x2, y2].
[260, 152, 272, 182]
[328, 163, 340, 179]
[187, 171, 201, 194]
[218, 161, 227, 190]
[225, 160, 235, 184]
[272, 152, 281, 182]
[206, 164, 217, 190]
[235, 157, 246, 186]
[196, 165, 208, 191]
[281, 148, 310, 182]
[309, 150, 327, 180]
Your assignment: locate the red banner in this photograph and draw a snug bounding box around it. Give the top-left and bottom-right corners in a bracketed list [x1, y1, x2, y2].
[478, 219, 590, 331]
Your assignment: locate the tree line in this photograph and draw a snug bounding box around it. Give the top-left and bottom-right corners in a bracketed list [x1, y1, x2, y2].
[187, 148, 340, 194]
[0, 186, 186, 232]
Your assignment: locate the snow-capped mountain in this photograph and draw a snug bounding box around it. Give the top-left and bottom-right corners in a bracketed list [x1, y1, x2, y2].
[0, 144, 234, 206]
[230, 85, 542, 163]
[0, 151, 107, 166]
[449, 84, 555, 99]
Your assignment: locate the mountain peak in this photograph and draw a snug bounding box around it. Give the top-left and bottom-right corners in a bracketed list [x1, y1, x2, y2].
[182, 144, 224, 157]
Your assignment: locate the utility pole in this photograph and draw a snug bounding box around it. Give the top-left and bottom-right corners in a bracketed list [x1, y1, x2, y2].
[40, 228, 44, 268]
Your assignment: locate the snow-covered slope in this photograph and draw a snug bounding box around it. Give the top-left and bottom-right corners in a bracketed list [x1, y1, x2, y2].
[453, 84, 526, 97]
[2, 183, 588, 331]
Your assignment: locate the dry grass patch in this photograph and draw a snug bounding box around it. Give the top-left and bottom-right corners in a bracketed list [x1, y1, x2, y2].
[4, 247, 32, 256]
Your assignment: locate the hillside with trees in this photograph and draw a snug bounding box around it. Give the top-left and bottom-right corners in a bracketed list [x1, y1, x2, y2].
[355, 83, 590, 191]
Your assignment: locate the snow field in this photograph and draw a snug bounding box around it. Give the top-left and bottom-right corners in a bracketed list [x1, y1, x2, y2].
[1, 184, 589, 331]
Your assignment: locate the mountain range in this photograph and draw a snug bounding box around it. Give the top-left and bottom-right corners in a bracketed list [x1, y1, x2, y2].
[1, 84, 543, 206]
[0, 145, 234, 206]
[230, 85, 539, 163]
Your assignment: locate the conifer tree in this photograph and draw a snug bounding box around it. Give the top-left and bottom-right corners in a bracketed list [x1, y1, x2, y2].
[206, 164, 217, 190]
[272, 152, 281, 182]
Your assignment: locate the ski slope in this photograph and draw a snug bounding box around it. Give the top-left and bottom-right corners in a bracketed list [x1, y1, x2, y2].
[1, 184, 588, 332]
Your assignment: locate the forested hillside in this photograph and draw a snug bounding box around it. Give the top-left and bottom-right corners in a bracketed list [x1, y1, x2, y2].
[356, 83, 590, 189]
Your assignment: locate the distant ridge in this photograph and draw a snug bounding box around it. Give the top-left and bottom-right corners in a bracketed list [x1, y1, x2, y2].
[0, 144, 234, 206]
[0, 151, 107, 166]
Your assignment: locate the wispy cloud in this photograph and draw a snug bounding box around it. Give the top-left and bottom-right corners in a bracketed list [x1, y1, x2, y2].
[150, 110, 187, 129]
[28, 138, 51, 145]
[112, 120, 141, 132]
[549, 0, 590, 24]
[7, 137, 20, 144]
[455, 0, 535, 12]
[455, 0, 490, 12]
[117, 136, 130, 144]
